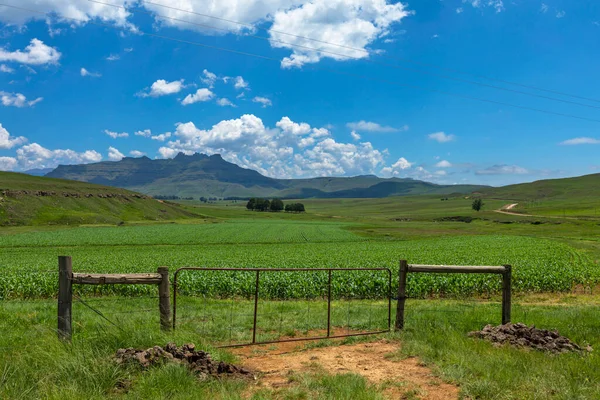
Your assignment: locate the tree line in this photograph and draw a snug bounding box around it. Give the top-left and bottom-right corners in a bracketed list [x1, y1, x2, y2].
[246, 198, 305, 213]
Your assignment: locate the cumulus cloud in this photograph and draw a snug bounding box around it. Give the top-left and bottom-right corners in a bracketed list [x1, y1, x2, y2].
[0, 39, 61, 65]
[108, 146, 125, 161]
[559, 137, 600, 145]
[346, 120, 404, 133]
[106, 53, 120, 61]
[0, 0, 133, 28]
[233, 76, 249, 90]
[216, 98, 236, 107]
[0, 91, 43, 107]
[0, 64, 14, 73]
[104, 129, 129, 139]
[16, 143, 102, 170]
[129, 150, 145, 157]
[80, 67, 101, 77]
[253, 96, 272, 107]
[276, 117, 312, 135]
[0, 156, 17, 171]
[138, 79, 185, 98]
[380, 157, 412, 176]
[475, 164, 529, 175]
[151, 132, 172, 141]
[134, 129, 152, 138]
[428, 131, 455, 143]
[0, 123, 27, 149]
[201, 69, 217, 87]
[270, 0, 411, 68]
[540, 3, 548, 13]
[556, 10, 565, 18]
[435, 160, 452, 168]
[351, 131, 361, 141]
[181, 88, 214, 105]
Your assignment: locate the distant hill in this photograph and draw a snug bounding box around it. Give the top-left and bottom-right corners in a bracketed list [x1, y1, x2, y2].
[0, 172, 200, 226]
[480, 173, 600, 200]
[46, 153, 487, 199]
[24, 168, 54, 176]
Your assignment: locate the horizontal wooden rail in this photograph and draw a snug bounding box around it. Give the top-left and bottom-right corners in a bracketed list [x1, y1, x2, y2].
[71, 273, 163, 285]
[407, 265, 507, 274]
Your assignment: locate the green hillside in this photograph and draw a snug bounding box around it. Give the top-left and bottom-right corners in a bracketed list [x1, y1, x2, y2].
[46, 153, 487, 198]
[0, 172, 200, 226]
[481, 173, 600, 217]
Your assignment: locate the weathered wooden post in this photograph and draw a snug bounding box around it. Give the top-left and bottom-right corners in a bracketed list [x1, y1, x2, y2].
[395, 259, 408, 330]
[158, 267, 171, 331]
[502, 265, 512, 325]
[58, 256, 73, 341]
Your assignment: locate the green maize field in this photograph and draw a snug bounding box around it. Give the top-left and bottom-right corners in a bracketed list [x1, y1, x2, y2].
[0, 220, 598, 299]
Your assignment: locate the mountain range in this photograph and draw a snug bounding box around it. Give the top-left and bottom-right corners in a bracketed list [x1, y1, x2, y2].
[45, 153, 487, 199]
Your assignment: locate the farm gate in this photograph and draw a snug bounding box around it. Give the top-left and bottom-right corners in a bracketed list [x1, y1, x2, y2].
[172, 267, 393, 347]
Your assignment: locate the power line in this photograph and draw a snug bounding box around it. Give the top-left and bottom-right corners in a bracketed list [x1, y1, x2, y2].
[135, 0, 600, 105]
[88, 0, 600, 111]
[2, 2, 600, 123]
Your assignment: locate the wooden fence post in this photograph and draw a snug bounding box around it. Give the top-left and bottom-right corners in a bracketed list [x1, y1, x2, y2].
[158, 267, 171, 331]
[58, 256, 73, 341]
[502, 265, 512, 325]
[395, 259, 408, 330]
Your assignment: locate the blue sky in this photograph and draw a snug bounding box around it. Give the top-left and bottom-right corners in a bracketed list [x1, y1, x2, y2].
[0, 0, 599, 186]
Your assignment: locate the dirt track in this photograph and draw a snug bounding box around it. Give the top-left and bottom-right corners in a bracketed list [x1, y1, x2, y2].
[234, 340, 459, 399]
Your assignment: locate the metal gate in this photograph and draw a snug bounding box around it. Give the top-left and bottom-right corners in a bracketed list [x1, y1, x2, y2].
[173, 267, 392, 348]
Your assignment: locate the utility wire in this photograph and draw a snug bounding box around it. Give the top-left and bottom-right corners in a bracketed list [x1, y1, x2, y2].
[88, 0, 600, 111]
[133, 0, 600, 105]
[2, 2, 600, 123]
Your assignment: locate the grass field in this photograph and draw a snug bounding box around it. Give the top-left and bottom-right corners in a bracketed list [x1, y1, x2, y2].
[2, 187, 600, 399]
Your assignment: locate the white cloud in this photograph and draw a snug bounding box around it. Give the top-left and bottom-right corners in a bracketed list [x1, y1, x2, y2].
[556, 10, 565, 18]
[435, 160, 452, 168]
[0, 64, 14, 73]
[435, 170, 447, 176]
[16, 143, 102, 170]
[181, 88, 215, 105]
[428, 131, 455, 143]
[234, 76, 249, 90]
[463, 0, 504, 13]
[253, 96, 272, 107]
[0, 91, 43, 107]
[271, 0, 411, 68]
[0, 39, 61, 65]
[106, 53, 120, 61]
[104, 129, 129, 139]
[540, 3, 548, 13]
[138, 79, 185, 97]
[134, 129, 152, 138]
[217, 98, 236, 107]
[456, 7, 464, 13]
[129, 150, 145, 157]
[351, 131, 361, 141]
[346, 120, 403, 132]
[0, 0, 133, 28]
[559, 137, 600, 145]
[475, 164, 529, 175]
[80, 67, 101, 77]
[201, 69, 217, 87]
[0, 156, 17, 171]
[151, 132, 172, 141]
[380, 157, 412, 176]
[276, 117, 312, 135]
[108, 146, 125, 161]
[124, 47, 134, 52]
[141, 0, 301, 35]
[0, 123, 27, 149]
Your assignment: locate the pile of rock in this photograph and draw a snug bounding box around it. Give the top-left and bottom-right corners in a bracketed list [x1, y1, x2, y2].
[469, 323, 593, 354]
[115, 343, 252, 379]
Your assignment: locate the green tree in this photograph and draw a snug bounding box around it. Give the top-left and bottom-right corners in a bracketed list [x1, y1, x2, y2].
[472, 198, 483, 212]
[270, 198, 284, 212]
[246, 198, 256, 210]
